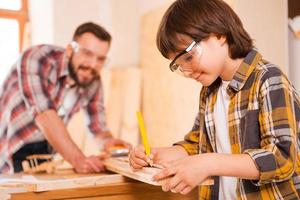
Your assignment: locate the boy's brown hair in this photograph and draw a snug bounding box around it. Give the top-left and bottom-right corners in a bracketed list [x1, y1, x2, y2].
[156, 0, 253, 59]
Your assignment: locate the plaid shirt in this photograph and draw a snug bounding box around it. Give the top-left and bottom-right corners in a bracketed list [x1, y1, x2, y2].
[176, 50, 300, 199]
[0, 45, 108, 174]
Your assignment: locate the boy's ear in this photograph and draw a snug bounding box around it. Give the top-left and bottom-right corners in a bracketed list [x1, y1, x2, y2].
[217, 35, 227, 46]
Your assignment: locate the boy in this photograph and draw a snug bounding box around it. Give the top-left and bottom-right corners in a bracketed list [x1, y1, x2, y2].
[129, 0, 300, 199]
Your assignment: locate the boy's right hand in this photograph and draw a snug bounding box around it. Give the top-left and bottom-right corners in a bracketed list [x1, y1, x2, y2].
[129, 145, 188, 169]
[128, 146, 150, 169]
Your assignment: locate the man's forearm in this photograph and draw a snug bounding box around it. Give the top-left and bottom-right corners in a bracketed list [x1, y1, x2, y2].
[35, 109, 85, 166]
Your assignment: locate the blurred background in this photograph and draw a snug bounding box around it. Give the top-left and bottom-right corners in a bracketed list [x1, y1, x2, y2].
[0, 0, 299, 155]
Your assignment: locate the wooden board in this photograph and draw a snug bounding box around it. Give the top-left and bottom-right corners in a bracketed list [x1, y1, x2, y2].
[103, 67, 141, 146]
[0, 169, 125, 193]
[104, 157, 163, 186]
[0, 169, 199, 200]
[104, 157, 213, 186]
[0, 192, 11, 200]
[140, 5, 202, 148]
[0, 191, 10, 200]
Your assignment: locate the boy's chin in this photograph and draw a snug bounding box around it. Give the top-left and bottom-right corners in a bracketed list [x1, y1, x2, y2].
[197, 78, 216, 86]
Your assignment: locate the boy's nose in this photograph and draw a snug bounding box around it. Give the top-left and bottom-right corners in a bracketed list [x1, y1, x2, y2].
[183, 70, 194, 78]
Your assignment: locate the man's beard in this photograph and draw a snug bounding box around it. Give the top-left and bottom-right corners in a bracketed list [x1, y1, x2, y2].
[68, 55, 100, 88]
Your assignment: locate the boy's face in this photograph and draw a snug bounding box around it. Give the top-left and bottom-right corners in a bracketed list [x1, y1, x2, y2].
[168, 35, 228, 86]
[68, 32, 110, 87]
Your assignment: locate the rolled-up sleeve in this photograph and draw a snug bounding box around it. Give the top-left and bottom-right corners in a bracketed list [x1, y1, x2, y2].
[17, 46, 55, 117]
[244, 71, 298, 185]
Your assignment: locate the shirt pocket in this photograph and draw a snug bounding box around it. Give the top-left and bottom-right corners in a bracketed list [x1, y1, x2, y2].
[240, 109, 261, 151]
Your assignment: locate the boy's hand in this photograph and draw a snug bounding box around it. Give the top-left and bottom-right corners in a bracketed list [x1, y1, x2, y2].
[153, 154, 209, 195]
[128, 146, 150, 169]
[152, 146, 188, 165]
[129, 145, 188, 169]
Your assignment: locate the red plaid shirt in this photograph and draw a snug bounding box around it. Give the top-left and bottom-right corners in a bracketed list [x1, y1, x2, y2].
[0, 45, 108, 173]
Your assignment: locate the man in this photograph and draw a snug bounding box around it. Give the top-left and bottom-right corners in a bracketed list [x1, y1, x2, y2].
[0, 22, 130, 174]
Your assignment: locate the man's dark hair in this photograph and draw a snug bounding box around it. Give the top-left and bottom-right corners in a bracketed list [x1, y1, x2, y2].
[73, 22, 112, 43]
[156, 0, 253, 59]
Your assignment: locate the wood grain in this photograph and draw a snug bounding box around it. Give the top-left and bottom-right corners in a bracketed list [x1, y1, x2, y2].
[104, 157, 213, 186]
[1, 169, 199, 199]
[0, 169, 125, 193]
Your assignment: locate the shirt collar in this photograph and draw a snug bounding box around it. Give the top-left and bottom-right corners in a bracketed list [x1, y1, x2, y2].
[59, 51, 70, 78]
[59, 51, 78, 88]
[228, 49, 262, 92]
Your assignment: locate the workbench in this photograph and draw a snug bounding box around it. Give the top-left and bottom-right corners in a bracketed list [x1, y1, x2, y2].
[0, 170, 198, 200]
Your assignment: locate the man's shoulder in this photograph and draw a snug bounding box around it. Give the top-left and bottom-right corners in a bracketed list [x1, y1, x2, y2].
[23, 44, 65, 57]
[19, 45, 67, 75]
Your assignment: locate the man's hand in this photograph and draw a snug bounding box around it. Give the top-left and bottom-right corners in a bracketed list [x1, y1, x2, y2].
[73, 155, 106, 173]
[36, 110, 105, 174]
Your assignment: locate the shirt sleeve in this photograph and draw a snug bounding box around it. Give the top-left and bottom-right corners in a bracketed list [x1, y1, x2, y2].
[174, 113, 200, 155]
[244, 69, 299, 185]
[174, 88, 209, 155]
[17, 45, 55, 117]
[84, 83, 109, 135]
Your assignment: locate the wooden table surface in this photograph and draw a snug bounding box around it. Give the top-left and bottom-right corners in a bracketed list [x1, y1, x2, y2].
[1, 170, 198, 200]
[10, 179, 198, 200]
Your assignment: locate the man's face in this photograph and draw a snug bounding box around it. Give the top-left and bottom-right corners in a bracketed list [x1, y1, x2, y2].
[69, 32, 110, 88]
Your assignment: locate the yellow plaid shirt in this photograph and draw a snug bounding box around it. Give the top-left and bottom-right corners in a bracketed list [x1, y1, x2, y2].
[176, 50, 300, 200]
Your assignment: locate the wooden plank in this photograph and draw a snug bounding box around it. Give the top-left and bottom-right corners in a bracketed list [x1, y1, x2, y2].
[0, 191, 10, 200]
[25, 154, 53, 159]
[104, 157, 163, 186]
[24, 173, 125, 192]
[104, 157, 213, 186]
[104, 67, 141, 146]
[140, 5, 202, 148]
[0, 170, 125, 193]
[0, 182, 27, 193]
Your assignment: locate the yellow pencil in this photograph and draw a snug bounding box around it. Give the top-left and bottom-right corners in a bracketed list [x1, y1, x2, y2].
[136, 111, 151, 159]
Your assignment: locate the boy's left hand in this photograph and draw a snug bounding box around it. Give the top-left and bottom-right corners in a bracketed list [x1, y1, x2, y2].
[153, 154, 209, 195]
